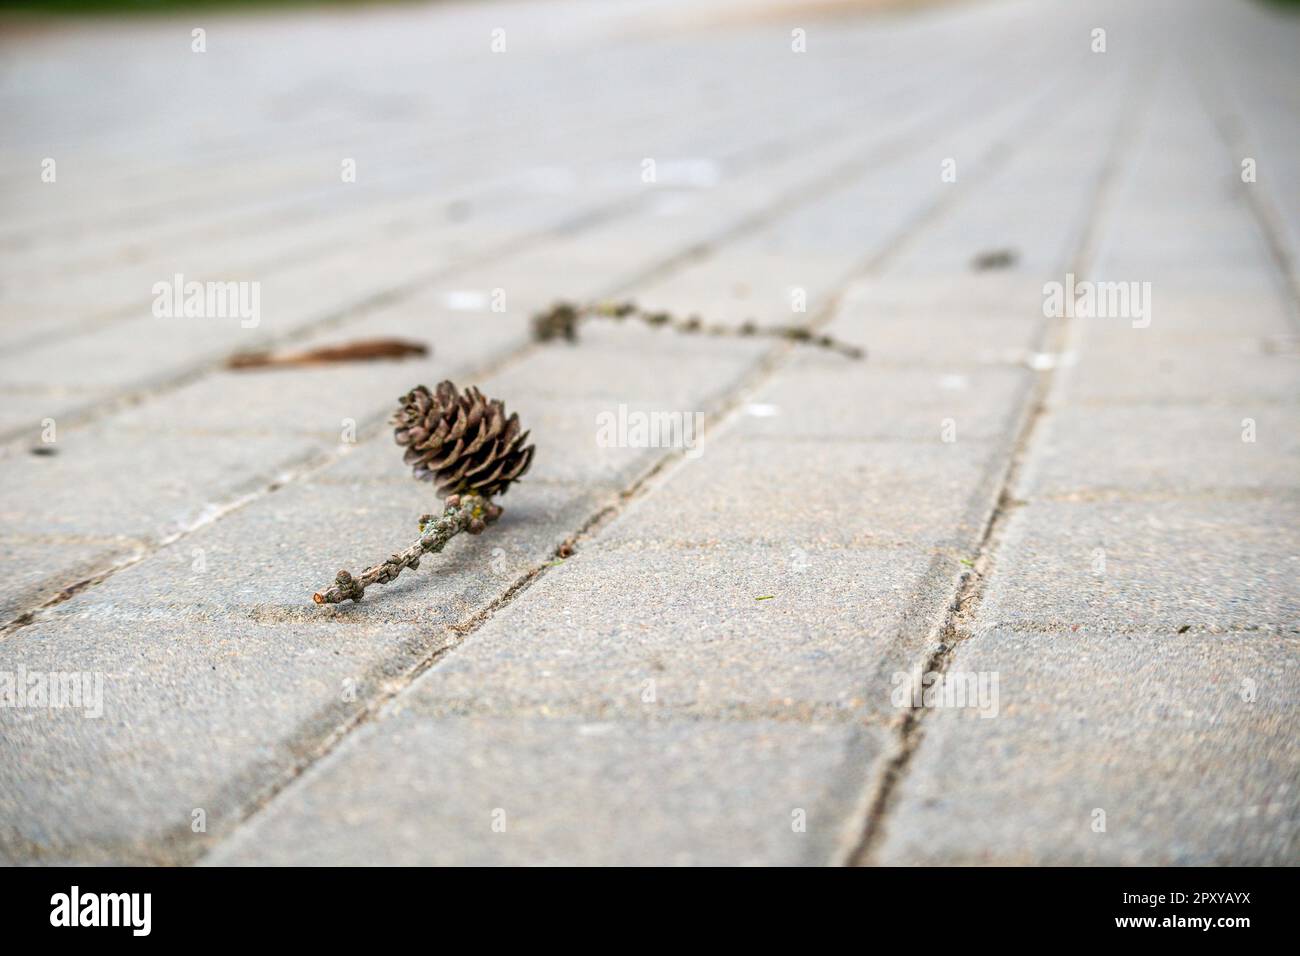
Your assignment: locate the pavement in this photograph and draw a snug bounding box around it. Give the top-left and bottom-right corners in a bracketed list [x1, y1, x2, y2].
[0, 0, 1296, 866]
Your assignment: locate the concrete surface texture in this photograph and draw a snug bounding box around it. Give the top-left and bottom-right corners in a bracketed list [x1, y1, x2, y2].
[0, 0, 1296, 865]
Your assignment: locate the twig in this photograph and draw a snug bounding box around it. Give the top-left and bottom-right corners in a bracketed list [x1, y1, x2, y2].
[312, 493, 500, 604]
[532, 300, 865, 359]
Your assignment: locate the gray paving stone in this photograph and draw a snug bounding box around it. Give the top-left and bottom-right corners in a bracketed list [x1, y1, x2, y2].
[0, 612, 427, 865]
[0, 391, 109, 443]
[393, 543, 958, 723]
[208, 715, 886, 866]
[1065, 291, 1292, 345]
[0, 426, 299, 541]
[886, 91, 1126, 279]
[0, 536, 142, 625]
[741, 364, 1032, 443]
[873, 629, 1300, 865]
[976, 498, 1300, 635]
[1023, 403, 1300, 496]
[840, 274, 1049, 323]
[846, 313, 1047, 370]
[484, 338, 761, 408]
[824, 276, 1047, 368]
[1062, 333, 1300, 406]
[601, 431, 1007, 553]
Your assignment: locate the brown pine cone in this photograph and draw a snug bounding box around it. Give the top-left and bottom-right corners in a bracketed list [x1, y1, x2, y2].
[392, 381, 534, 498]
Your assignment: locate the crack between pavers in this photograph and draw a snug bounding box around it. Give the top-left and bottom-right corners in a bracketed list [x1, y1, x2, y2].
[190, 65, 1084, 867]
[845, 56, 1161, 867]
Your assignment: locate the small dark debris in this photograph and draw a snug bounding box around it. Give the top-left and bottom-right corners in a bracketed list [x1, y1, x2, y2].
[30, 446, 57, 456]
[1259, 335, 1300, 356]
[972, 248, 1018, 271]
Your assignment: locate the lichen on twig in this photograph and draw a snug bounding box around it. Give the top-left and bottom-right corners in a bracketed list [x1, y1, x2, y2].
[531, 300, 865, 359]
[312, 493, 501, 604]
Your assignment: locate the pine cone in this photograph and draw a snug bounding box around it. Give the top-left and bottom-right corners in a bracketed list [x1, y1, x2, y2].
[393, 381, 534, 498]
